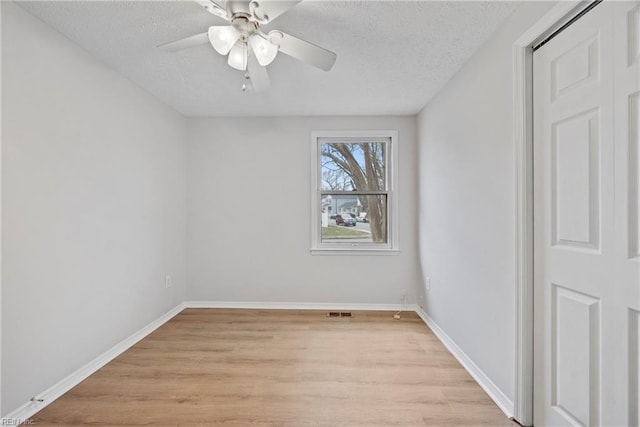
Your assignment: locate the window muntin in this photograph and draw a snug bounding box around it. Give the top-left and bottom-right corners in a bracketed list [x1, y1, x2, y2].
[311, 131, 397, 253]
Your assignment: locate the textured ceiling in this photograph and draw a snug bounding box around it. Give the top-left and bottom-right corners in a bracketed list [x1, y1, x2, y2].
[16, 1, 519, 117]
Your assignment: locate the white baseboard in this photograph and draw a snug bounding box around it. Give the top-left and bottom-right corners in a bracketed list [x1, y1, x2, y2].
[2, 302, 186, 424]
[414, 307, 514, 418]
[184, 300, 411, 312]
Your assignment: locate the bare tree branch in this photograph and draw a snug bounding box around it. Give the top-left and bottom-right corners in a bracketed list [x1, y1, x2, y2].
[321, 142, 387, 242]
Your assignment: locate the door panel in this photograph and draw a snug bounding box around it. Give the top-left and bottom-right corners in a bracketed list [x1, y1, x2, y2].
[534, 2, 639, 426]
[629, 5, 640, 67]
[630, 309, 640, 426]
[552, 108, 600, 249]
[630, 91, 640, 259]
[551, 35, 599, 102]
[551, 285, 600, 426]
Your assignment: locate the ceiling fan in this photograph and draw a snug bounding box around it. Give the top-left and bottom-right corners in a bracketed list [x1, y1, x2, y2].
[159, 0, 337, 92]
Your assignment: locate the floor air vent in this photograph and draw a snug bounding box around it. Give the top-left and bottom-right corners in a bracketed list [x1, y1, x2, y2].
[327, 312, 353, 317]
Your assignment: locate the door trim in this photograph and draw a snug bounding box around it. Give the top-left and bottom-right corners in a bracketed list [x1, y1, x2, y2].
[511, 2, 595, 425]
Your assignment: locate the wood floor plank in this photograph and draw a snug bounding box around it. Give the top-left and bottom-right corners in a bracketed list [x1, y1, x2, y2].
[30, 309, 516, 426]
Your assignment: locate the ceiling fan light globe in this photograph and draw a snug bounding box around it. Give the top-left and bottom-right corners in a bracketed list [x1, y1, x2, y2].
[249, 33, 278, 66]
[228, 41, 248, 71]
[208, 26, 240, 55]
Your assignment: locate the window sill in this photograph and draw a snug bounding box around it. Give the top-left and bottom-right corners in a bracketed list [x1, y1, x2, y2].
[310, 248, 400, 256]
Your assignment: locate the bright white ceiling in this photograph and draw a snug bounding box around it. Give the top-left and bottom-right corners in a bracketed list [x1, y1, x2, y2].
[16, 1, 519, 117]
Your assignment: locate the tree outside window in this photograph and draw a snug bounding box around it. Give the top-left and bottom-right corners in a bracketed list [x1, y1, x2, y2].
[311, 131, 397, 252]
[321, 142, 388, 243]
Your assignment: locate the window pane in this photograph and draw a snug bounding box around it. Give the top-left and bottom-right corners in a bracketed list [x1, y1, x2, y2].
[320, 194, 387, 244]
[320, 142, 386, 191]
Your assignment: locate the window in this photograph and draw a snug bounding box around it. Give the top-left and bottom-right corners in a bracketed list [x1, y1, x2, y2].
[311, 131, 398, 254]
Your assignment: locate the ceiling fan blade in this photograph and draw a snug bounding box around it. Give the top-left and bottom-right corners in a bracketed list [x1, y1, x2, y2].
[249, 0, 302, 24]
[248, 54, 270, 92]
[158, 32, 209, 52]
[193, 0, 230, 19]
[269, 31, 336, 71]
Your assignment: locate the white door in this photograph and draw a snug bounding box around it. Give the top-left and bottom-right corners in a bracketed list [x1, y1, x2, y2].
[533, 2, 640, 426]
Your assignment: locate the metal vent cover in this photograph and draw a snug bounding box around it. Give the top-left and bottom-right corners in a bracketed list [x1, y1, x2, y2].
[326, 312, 353, 317]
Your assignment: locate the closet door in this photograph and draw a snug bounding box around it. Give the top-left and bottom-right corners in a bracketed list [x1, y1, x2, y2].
[533, 2, 639, 425]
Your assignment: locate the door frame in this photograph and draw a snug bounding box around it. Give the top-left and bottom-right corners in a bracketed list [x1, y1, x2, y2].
[511, 1, 597, 425]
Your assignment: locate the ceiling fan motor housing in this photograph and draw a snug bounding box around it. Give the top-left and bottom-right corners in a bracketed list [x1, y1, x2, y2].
[226, 1, 252, 20]
[231, 16, 256, 41]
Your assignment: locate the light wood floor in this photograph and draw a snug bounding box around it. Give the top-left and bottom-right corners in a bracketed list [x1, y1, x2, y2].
[31, 309, 516, 426]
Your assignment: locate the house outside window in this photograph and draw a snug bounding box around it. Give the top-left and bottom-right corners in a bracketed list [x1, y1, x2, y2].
[311, 131, 399, 254]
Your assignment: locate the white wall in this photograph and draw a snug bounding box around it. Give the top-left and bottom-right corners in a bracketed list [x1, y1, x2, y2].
[187, 116, 419, 304]
[416, 1, 555, 406]
[1, 3, 187, 415]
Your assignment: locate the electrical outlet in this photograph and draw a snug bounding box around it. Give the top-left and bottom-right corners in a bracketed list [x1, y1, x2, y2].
[425, 277, 431, 291]
[401, 290, 407, 305]
[165, 275, 172, 289]
[419, 295, 425, 309]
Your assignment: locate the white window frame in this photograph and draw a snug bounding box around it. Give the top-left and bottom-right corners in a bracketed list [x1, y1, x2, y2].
[310, 130, 399, 255]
